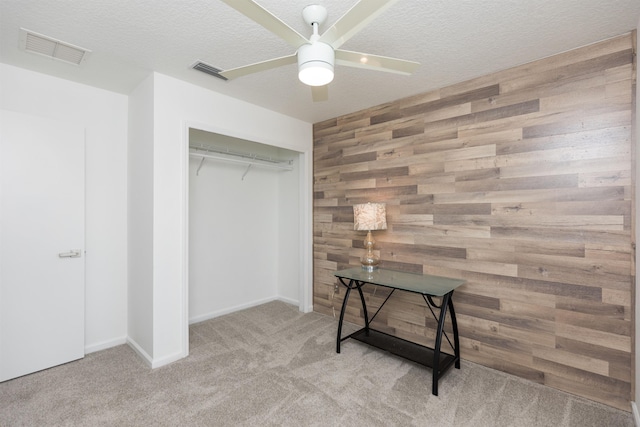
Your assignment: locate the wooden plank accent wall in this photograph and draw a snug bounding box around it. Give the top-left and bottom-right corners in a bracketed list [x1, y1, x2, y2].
[313, 33, 636, 411]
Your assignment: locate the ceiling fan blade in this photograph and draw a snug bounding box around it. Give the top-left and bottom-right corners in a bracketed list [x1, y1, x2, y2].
[220, 54, 297, 80]
[219, 0, 309, 48]
[335, 49, 420, 75]
[311, 85, 329, 102]
[319, 0, 399, 49]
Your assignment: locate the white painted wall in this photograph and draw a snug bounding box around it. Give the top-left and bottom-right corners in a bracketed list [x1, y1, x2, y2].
[128, 72, 312, 367]
[0, 65, 312, 368]
[127, 74, 155, 359]
[188, 158, 280, 321]
[278, 154, 302, 304]
[0, 63, 128, 353]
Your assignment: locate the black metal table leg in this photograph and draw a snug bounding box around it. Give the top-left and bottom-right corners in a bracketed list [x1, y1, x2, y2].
[355, 281, 369, 333]
[448, 291, 460, 369]
[431, 291, 452, 396]
[336, 278, 353, 354]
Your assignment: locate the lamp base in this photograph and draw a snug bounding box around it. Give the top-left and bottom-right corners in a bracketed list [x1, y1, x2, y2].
[360, 230, 381, 272]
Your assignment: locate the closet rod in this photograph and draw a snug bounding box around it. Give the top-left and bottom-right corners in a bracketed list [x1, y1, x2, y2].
[189, 148, 293, 172]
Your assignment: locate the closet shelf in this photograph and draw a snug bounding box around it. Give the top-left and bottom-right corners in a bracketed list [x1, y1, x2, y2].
[189, 146, 294, 174]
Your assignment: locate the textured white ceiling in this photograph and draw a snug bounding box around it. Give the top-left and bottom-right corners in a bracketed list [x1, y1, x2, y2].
[1, 1, 639, 123]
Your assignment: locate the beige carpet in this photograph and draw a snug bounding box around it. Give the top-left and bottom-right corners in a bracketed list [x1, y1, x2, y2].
[0, 301, 634, 426]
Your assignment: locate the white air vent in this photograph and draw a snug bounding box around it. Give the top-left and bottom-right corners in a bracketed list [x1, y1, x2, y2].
[19, 28, 91, 65]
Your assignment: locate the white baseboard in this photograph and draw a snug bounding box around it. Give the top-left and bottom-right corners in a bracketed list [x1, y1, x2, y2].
[126, 337, 153, 368]
[279, 295, 313, 313]
[126, 337, 187, 369]
[277, 295, 299, 306]
[299, 302, 314, 313]
[632, 401, 639, 426]
[85, 336, 127, 354]
[189, 296, 300, 325]
[150, 350, 187, 369]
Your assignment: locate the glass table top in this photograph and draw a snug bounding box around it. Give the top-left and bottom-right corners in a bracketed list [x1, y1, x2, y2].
[334, 267, 465, 296]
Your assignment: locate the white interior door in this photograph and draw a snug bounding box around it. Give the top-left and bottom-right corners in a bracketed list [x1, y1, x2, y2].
[0, 110, 85, 382]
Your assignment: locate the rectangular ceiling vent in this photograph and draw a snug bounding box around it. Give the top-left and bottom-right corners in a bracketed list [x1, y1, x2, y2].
[19, 28, 91, 65]
[192, 61, 228, 81]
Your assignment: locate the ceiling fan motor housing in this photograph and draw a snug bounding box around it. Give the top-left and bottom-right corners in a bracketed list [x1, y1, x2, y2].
[298, 42, 335, 86]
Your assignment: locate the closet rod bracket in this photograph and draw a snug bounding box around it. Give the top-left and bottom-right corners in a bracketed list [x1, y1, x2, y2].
[241, 163, 252, 180]
[196, 156, 206, 176]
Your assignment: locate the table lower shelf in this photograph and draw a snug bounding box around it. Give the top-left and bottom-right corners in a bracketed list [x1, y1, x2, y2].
[346, 328, 458, 377]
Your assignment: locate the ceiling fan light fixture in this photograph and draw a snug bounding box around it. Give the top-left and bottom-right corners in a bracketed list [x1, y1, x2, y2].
[299, 61, 334, 86]
[298, 42, 334, 86]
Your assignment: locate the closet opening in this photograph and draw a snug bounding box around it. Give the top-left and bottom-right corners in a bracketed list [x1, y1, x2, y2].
[186, 127, 306, 327]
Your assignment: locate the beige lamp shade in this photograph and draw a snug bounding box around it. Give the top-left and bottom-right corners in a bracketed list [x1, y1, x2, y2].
[353, 202, 387, 231]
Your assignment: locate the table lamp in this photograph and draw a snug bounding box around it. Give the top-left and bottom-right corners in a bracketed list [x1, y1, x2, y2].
[353, 202, 387, 272]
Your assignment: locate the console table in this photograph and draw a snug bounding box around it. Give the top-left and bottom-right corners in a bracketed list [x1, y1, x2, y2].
[334, 267, 465, 396]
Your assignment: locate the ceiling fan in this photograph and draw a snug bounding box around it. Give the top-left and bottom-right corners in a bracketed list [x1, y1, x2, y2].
[218, 0, 420, 101]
